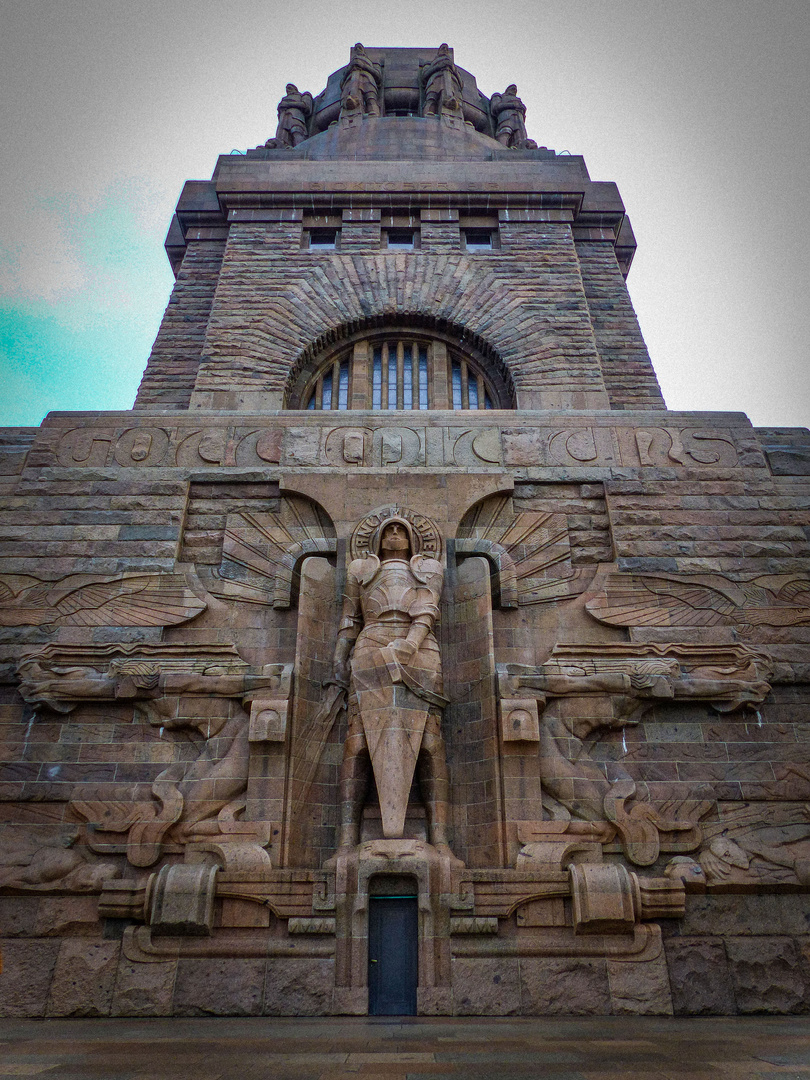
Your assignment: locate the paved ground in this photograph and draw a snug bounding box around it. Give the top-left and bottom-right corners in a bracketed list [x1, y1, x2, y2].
[1, 1016, 809, 1080]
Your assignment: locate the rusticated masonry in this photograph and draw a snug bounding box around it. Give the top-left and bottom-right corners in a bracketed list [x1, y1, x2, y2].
[577, 241, 665, 411]
[2, 44, 810, 1021]
[135, 237, 226, 410]
[189, 218, 610, 411]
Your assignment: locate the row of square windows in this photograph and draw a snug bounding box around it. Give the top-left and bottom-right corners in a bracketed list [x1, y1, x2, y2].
[305, 227, 498, 252]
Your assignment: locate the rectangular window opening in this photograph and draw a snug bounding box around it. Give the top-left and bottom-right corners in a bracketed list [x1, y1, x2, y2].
[372, 348, 382, 410]
[308, 228, 339, 249]
[387, 351, 397, 410]
[463, 229, 494, 251]
[386, 229, 417, 250]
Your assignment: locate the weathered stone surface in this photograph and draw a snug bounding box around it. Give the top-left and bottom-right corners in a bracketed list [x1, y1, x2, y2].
[173, 958, 266, 1016]
[676, 895, 807, 938]
[34, 895, 102, 936]
[452, 958, 521, 1015]
[607, 951, 674, 1016]
[519, 957, 611, 1015]
[0, 895, 39, 936]
[725, 937, 810, 1014]
[664, 937, 737, 1015]
[262, 958, 335, 1015]
[110, 957, 177, 1017]
[0, 940, 60, 1016]
[47, 939, 120, 1016]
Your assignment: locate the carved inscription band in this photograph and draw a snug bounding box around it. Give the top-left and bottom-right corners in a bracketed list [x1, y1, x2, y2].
[55, 422, 751, 470]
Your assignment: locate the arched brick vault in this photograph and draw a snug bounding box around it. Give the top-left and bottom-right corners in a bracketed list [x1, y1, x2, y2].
[193, 226, 608, 401]
[283, 314, 516, 409]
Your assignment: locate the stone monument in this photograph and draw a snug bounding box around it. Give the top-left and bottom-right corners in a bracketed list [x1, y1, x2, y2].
[1, 45, 809, 1019]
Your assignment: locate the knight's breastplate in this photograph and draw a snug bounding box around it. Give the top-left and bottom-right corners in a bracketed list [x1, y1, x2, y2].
[360, 561, 417, 623]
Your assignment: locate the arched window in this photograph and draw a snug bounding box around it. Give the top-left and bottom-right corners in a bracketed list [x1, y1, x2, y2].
[290, 333, 511, 410]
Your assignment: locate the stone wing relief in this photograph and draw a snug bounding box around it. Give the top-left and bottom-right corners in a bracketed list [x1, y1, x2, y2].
[0, 572, 205, 626]
[15, 643, 292, 870]
[499, 643, 773, 869]
[200, 493, 336, 608]
[455, 494, 592, 608]
[586, 571, 810, 628]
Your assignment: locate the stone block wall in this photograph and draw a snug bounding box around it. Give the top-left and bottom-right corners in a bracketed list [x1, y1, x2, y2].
[134, 238, 226, 410]
[577, 241, 665, 410]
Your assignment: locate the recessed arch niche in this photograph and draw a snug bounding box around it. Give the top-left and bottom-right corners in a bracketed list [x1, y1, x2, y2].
[285, 318, 515, 411]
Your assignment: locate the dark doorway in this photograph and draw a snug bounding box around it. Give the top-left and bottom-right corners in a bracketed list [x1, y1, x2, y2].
[368, 893, 418, 1015]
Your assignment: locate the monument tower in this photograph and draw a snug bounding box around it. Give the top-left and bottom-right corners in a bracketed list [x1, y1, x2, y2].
[2, 46, 810, 1018]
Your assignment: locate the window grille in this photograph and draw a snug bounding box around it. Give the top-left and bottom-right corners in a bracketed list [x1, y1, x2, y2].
[300, 336, 501, 411]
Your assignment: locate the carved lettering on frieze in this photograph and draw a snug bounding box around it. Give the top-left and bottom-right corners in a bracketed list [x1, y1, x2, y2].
[502, 427, 616, 467]
[551, 427, 618, 466]
[630, 428, 738, 468]
[57, 428, 115, 467]
[255, 428, 283, 464]
[114, 427, 171, 467]
[57, 426, 286, 470]
[175, 427, 282, 468]
[374, 426, 424, 467]
[450, 428, 502, 466]
[53, 422, 744, 471]
[323, 427, 371, 465]
[349, 504, 442, 561]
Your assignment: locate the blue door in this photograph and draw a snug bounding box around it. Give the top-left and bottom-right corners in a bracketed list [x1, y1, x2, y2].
[368, 896, 418, 1015]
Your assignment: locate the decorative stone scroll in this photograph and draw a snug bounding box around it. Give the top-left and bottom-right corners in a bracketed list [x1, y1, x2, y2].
[569, 863, 685, 934]
[586, 571, 810, 629]
[0, 571, 205, 627]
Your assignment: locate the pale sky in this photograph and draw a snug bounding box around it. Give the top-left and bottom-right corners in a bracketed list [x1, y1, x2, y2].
[1, 0, 808, 430]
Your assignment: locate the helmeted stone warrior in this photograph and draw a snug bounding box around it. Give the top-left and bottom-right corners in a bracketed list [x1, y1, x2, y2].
[267, 83, 313, 148]
[339, 42, 382, 117]
[422, 43, 463, 116]
[331, 516, 455, 856]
